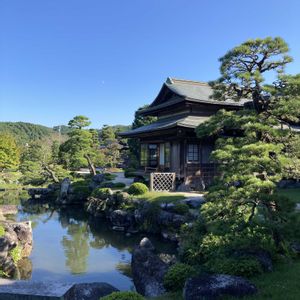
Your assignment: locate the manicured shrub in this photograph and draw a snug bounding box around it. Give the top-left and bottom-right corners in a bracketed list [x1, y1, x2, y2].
[164, 263, 197, 292]
[0, 225, 5, 237]
[91, 187, 113, 200]
[128, 183, 148, 195]
[173, 203, 189, 215]
[101, 291, 144, 300]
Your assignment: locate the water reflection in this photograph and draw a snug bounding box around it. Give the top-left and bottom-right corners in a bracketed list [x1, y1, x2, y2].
[2, 195, 177, 290]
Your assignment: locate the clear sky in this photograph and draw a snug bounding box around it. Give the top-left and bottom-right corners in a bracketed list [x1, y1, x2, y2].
[1, 0, 299, 128]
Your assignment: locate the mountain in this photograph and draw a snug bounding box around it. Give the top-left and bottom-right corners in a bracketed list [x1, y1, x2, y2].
[0, 122, 61, 145]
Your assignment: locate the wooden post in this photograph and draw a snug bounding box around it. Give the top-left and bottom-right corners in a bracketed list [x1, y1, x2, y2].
[150, 173, 154, 191]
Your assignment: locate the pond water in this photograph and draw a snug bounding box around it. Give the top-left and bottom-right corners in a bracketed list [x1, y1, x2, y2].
[0, 191, 176, 290]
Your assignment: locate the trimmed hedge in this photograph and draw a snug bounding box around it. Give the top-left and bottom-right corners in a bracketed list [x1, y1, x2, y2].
[128, 183, 148, 195]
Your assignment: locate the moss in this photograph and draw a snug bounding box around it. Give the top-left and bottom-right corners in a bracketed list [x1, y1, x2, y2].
[101, 291, 145, 300]
[9, 245, 22, 265]
[163, 263, 197, 292]
[0, 225, 5, 237]
[91, 187, 113, 200]
[173, 203, 189, 215]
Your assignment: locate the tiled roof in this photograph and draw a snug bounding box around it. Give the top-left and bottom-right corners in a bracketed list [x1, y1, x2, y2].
[119, 115, 210, 137]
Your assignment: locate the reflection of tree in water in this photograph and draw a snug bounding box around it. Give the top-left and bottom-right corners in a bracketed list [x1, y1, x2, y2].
[61, 219, 90, 274]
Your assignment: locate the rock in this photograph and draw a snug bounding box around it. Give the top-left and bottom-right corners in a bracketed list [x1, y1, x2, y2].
[158, 253, 177, 265]
[181, 197, 206, 208]
[27, 188, 52, 199]
[66, 282, 119, 300]
[57, 178, 71, 204]
[291, 242, 300, 254]
[161, 230, 179, 242]
[183, 274, 257, 300]
[278, 180, 300, 189]
[0, 205, 18, 215]
[158, 211, 186, 228]
[3, 221, 33, 257]
[17, 258, 33, 280]
[131, 238, 168, 297]
[109, 210, 135, 229]
[112, 226, 125, 231]
[139, 237, 155, 251]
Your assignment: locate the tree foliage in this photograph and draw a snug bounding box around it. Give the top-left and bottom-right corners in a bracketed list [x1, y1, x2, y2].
[68, 115, 91, 129]
[186, 37, 300, 275]
[210, 37, 292, 112]
[0, 133, 20, 171]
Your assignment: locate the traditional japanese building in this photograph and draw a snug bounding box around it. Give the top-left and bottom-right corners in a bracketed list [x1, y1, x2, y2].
[120, 78, 247, 189]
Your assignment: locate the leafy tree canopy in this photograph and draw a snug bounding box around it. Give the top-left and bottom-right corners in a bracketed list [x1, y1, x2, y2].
[0, 133, 20, 171]
[68, 115, 91, 129]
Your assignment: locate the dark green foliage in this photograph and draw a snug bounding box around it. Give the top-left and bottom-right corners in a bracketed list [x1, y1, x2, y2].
[68, 115, 91, 129]
[104, 173, 117, 181]
[205, 256, 263, 277]
[187, 37, 300, 277]
[127, 105, 157, 165]
[164, 263, 197, 292]
[128, 182, 148, 195]
[124, 168, 136, 178]
[71, 180, 91, 199]
[100, 291, 144, 300]
[112, 182, 126, 189]
[173, 203, 189, 215]
[91, 187, 113, 200]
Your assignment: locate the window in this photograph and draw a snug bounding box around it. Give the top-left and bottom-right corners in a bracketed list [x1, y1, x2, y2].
[140, 144, 148, 167]
[164, 142, 171, 168]
[187, 144, 199, 162]
[148, 144, 158, 167]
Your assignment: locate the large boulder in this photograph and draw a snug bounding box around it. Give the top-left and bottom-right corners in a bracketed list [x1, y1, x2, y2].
[66, 282, 118, 300]
[131, 237, 168, 297]
[183, 274, 257, 300]
[109, 210, 135, 231]
[57, 178, 71, 204]
[158, 210, 186, 228]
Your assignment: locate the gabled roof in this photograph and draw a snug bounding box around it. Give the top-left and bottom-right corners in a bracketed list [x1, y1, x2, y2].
[140, 78, 247, 115]
[119, 115, 210, 138]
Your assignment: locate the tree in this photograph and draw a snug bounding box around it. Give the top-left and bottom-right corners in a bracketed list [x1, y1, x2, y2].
[127, 105, 157, 165]
[210, 37, 292, 112]
[0, 133, 20, 171]
[184, 38, 300, 276]
[68, 115, 91, 129]
[100, 125, 115, 144]
[60, 116, 101, 175]
[20, 138, 68, 185]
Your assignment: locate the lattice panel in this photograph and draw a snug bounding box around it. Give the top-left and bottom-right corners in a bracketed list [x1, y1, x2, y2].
[150, 172, 176, 192]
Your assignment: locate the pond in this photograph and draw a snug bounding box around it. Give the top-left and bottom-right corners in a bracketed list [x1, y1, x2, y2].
[0, 191, 177, 290]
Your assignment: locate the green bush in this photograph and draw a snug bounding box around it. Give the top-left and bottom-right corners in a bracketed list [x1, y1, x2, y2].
[72, 180, 91, 198]
[113, 182, 126, 189]
[0, 225, 5, 237]
[9, 245, 22, 265]
[173, 203, 189, 215]
[206, 256, 263, 277]
[91, 188, 113, 200]
[101, 291, 144, 300]
[128, 183, 148, 195]
[164, 263, 197, 292]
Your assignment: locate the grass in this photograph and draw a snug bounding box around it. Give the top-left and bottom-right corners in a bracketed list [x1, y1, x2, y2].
[278, 188, 300, 204]
[149, 260, 300, 300]
[136, 192, 186, 204]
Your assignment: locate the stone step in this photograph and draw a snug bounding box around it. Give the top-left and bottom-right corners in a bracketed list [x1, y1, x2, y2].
[0, 279, 118, 300]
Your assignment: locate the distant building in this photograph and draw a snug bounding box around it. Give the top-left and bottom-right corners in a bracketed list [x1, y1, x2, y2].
[120, 78, 247, 189]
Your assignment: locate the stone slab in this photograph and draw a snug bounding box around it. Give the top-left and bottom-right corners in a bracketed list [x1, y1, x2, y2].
[0, 279, 74, 300]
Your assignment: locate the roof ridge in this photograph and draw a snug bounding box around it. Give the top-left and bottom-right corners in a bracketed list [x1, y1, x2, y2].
[166, 77, 208, 86]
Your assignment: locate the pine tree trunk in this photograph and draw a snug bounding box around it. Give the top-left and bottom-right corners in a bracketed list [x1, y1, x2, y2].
[84, 154, 96, 176]
[43, 165, 59, 183]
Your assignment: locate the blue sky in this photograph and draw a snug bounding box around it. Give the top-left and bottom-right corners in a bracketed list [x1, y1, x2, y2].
[1, 0, 299, 128]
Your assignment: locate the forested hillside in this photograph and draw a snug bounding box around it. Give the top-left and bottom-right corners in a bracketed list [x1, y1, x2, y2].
[0, 122, 61, 145]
